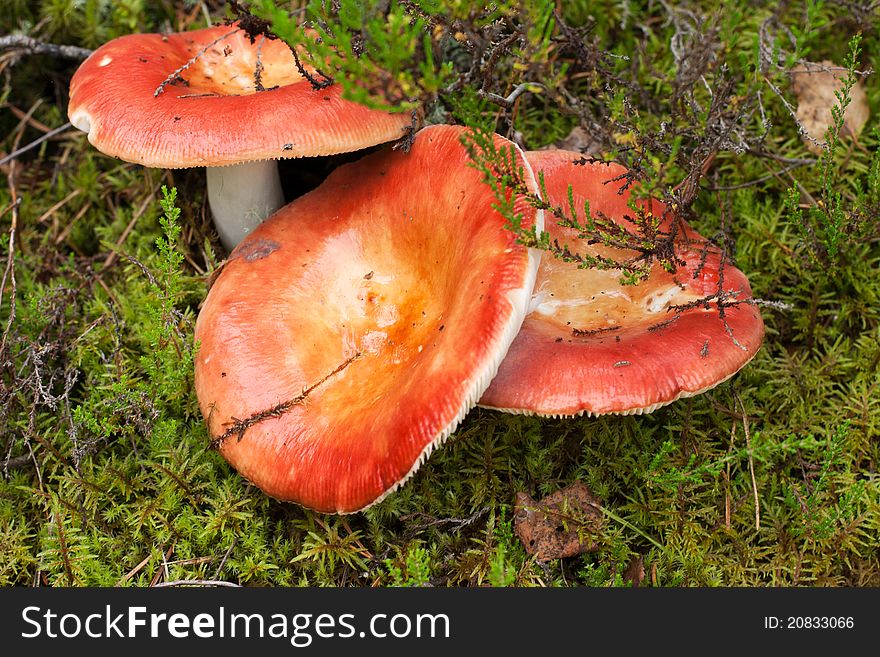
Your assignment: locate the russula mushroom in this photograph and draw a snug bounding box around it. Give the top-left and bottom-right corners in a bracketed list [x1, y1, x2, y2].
[479, 149, 765, 417]
[194, 124, 543, 513]
[67, 22, 411, 249]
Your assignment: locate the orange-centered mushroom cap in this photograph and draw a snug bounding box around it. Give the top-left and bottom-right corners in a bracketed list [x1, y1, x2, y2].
[67, 23, 411, 167]
[194, 125, 543, 513]
[479, 149, 765, 417]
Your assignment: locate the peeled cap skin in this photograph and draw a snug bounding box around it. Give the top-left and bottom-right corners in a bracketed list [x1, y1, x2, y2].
[194, 125, 543, 513]
[479, 149, 765, 417]
[67, 24, 411, 168]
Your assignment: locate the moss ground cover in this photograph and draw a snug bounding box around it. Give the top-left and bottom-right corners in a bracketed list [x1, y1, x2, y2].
[0, 0, 877, 587]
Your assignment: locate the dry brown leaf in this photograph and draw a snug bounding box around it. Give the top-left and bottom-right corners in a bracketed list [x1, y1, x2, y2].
[540, 125, 605, 157]
[514, 481, 603, 561]
[622, 555, 646, 587]
[790, 60, 869, 155]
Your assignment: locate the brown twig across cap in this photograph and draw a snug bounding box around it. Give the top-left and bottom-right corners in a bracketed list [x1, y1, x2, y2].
[194, 125, 544, 513]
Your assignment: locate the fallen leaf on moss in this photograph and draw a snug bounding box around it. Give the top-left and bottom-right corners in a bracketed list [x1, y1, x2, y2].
[514, 482, 603, 561]
[623, 555, 646, 587]
[541, 126, 604, 157]
[790, 60, 869, 155]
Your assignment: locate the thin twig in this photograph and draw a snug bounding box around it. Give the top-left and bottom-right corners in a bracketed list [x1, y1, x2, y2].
[734, 392, 760, 531]
[253, 36, 277, 92]
[36, 189, 81, 225]
[477, 82, 543, 108]
[54, 510, 76, 585]
[153, 579, 242, 588]
[0, 35, 92, 60]
[154, 28, 239, 97]
[287, 43, 333, 90]
[101, 183, 162, 270]
[118, 553, 153, 585]
[211, 353, 361, 447]
[149, 545, 174, 587]
[403, 506, 490, 534]
[0, 122, 75, 167]
[725, 421, 735, 530]
[2, 453, 32, 472]
[213, 538, 237, 580]
[762, 73, 825, 151]
[708, 159, 814, 191]
[6, 104, 57, 133]
[745, 149, 816, 165]
[0, 198, 21, 359]
[54, 201, 92, 245]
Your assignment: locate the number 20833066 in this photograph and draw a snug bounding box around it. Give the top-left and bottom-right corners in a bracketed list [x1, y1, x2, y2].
[763, 616, 854, 630]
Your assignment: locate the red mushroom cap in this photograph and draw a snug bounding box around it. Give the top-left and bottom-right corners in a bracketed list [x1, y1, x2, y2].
[67, 23, 411, 167]
[194, 125, 542, 513]
[479, 149, 765, 417]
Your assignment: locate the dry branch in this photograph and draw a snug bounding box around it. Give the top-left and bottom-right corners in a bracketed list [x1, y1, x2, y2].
[0, 35, 92, 61]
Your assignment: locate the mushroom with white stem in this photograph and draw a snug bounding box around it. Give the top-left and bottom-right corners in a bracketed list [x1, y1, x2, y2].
[194, 125, 543, 513]
[479, 149, 765, 417]
[67, 23, 412, 250]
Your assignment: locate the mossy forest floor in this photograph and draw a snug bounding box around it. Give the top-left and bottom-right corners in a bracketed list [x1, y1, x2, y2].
[1, 1, 878, 587]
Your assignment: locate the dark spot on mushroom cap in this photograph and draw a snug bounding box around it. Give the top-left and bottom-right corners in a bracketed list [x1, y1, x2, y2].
[235, 238, 281, 263]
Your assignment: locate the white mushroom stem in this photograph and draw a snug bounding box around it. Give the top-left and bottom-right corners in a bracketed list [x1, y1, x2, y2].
[206, 160, 285, 251]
